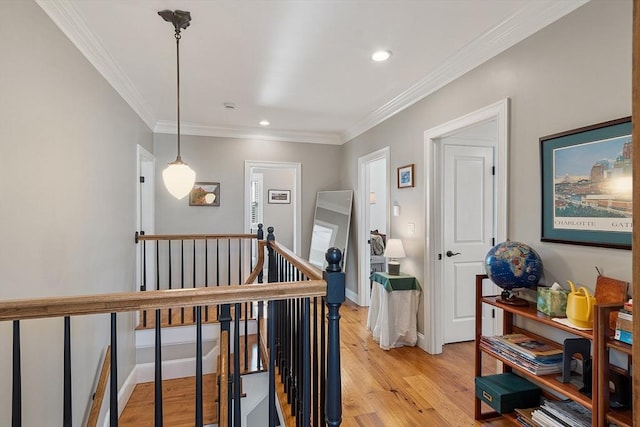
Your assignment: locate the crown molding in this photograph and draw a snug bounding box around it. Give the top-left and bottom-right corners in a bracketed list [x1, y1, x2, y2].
[154, 121, 343, 145]
[342, 0, 589, 143]
[36, 0, 157, 131]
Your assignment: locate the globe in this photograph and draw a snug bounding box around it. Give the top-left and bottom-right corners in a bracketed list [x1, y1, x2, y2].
[485, 241, 543, 293]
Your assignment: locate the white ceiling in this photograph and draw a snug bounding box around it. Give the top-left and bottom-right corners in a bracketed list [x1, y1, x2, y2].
[37, 0, 588, 145]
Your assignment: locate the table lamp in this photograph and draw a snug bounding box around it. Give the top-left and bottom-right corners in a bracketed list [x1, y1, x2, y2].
[384, 239, 405, 275]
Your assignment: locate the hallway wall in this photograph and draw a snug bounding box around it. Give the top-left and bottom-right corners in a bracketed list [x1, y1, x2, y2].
[341, 0, 632, 334]
[0, 1, 152, 424]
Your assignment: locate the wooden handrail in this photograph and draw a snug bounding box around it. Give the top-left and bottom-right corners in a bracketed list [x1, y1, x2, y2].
[0, 281, 327, 322]
[243, 240, 268, 285]
[268, 241, 323, 281]
[137, 233, 256, 241]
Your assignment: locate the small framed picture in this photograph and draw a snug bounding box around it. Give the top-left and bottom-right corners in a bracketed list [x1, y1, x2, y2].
[268, 189, 291, 204]
[189, 182, 220, 206]
[397, 164, 415, 188]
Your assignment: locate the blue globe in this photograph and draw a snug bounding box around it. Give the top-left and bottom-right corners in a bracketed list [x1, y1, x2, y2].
[485, 241, 543, 291]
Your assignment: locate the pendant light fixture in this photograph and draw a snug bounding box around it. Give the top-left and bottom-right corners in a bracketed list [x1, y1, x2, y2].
[159, 9, 196, 199]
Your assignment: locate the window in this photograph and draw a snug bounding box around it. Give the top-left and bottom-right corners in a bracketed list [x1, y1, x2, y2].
[250, 173, 263, 230]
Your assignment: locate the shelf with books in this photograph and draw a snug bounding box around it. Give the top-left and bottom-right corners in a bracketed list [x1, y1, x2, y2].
[474, 274, 597, 426]
[595, 303, 633, 427]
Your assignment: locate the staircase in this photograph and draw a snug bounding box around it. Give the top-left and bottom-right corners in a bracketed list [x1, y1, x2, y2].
[121, 327, 267, 426]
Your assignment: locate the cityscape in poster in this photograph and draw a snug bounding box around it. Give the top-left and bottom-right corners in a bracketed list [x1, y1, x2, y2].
[553, 135, 632, 233]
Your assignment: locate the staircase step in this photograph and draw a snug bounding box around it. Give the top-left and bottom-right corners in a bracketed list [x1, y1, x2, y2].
[119, 374, 219, 427]
[137, 303, 257, 330]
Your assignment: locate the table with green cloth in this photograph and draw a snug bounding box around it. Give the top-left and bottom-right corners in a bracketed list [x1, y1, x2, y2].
[367, 272, 421, 350]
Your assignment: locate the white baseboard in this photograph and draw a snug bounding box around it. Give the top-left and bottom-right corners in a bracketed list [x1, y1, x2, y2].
[136, 342, 218, 383]
[345, 288, 359, 304]
[416, 332, 427, 353]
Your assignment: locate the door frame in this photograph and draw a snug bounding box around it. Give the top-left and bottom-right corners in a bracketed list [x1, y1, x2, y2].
[422, 99, 509, 354]
[357, 147, 390, 306]
[244, 160, 302, 255]
[136, 145, 155, 292]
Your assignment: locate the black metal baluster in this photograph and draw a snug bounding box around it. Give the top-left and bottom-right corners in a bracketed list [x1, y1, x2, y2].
[180, 240, 185, 324]
[257, 224, 264, 284]
[110, 313, 118, 427]
[268, 300, 277, 427]
[216, 239, 220, 320]
[320, 296, 326, 427]
[205, 239, 209, 322]
[12, 320, 21, 427]
[192, 239, 196, 322]
[168, 240, 173, 325]
[142, 240, 147, 328]
[234, 302, 242, 426]
[302, 297, 311, 426]
[195, 306, 203, 426]
[257, 300, 263, 371]
[63, 316, 72, 427]
[312, 296, 319, 427]
[155, 309, 163, 426]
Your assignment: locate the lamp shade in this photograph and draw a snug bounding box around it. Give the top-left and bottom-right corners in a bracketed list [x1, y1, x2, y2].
[163, 161, 196, 199]
[384, 239, 405, 259]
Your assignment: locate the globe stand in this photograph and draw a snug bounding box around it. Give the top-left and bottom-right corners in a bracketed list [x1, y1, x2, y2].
[496, 290, 529, 306]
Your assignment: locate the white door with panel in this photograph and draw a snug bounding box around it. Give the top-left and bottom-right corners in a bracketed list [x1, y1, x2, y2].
[442, 144, 494, 343]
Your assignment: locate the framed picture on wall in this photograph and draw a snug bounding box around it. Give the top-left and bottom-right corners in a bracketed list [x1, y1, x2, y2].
[189, 182, 220, 206]
[397, 164, 415, 188]
[268, 189, 291, 204]
[540, 117, 632, 249]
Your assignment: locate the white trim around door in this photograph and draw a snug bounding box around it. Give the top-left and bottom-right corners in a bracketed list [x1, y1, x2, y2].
[244, 161, 302, 255]
[421, 98, 509, 354]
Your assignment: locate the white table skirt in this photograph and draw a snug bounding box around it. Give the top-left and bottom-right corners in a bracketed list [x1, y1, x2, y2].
[366, 282, 420, 350]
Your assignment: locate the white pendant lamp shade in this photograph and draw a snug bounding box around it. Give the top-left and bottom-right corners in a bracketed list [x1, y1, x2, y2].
[163, 161, 196, 199]
[159, 9, 195, 200]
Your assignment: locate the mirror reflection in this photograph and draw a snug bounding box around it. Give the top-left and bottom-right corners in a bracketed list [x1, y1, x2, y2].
[309, 190, 353, 270]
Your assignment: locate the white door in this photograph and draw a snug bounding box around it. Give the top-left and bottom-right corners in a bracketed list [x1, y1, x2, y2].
[136, 145, 155, 292]
[442, 144, 494, 343]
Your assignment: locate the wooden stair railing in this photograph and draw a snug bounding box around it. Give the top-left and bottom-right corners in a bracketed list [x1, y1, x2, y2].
[87, 346, 111, 427]
[3, 226, 345, 427]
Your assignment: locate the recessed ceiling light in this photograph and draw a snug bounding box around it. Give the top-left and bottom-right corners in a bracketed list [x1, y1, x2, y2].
[259, 120, 270, 126]
[371, 50, 392, 62]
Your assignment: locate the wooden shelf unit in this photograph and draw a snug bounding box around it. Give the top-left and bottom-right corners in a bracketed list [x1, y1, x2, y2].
[474, 274, 597, 425]
[595, 303, 634, 427]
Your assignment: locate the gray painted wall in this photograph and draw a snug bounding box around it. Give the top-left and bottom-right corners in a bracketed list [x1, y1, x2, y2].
[154, 133, 343, 256]
[257, 167, 295, 249]
[341, 0, 632, 334]
[0, 0, 152, 424]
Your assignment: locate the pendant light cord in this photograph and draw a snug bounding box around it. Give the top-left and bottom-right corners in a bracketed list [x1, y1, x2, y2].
[175, 29, 183, 163]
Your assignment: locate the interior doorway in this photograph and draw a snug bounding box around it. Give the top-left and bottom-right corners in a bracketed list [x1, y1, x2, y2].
[244, 161, 301, 255]
[357, 147, 390, 306]
[423, 99, 509, 354]
[136, 145, 155, 292]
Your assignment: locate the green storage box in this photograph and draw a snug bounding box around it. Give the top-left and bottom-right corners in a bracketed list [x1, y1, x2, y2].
[475, 373, 540, 414]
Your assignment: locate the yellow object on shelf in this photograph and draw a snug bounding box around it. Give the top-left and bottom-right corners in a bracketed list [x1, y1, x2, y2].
[566, 280, 596, 329]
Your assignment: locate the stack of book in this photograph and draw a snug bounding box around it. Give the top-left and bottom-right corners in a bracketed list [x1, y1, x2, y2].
[480, 333, 563, 376]
[529, 399, 591, 427]
[614, 298, 633, 345]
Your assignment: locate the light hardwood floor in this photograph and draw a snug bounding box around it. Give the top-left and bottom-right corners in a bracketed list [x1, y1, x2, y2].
[338, 300, 508, 427]
[120, 300, 509, 426]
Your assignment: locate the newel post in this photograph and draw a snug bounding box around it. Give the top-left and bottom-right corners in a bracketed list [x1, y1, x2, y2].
[324, 247, 344, 427]
[257, 223, 264, 284]
[266, 226, 277, 283]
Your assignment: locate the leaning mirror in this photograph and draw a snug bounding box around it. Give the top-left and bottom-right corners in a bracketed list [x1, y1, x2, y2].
[309, 190, 353, 270]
